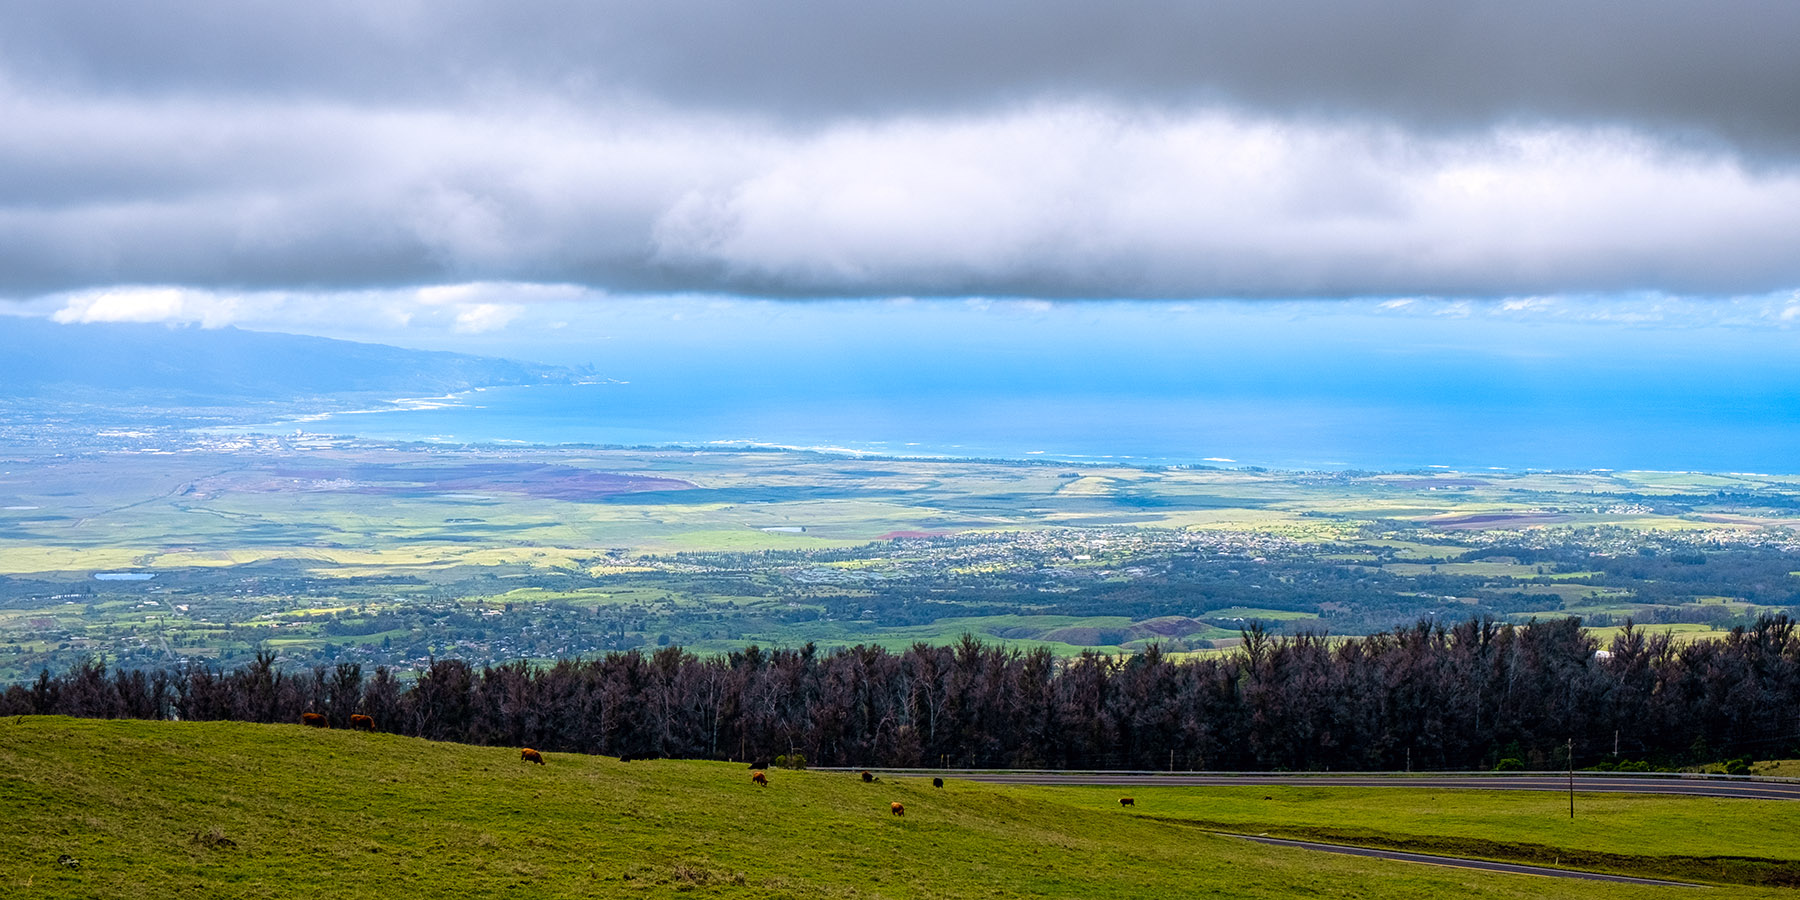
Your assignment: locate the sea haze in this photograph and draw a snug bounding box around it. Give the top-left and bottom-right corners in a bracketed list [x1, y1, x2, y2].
[235, 301, 1800, 473]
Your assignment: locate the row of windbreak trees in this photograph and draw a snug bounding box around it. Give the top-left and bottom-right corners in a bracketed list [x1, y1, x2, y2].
[7, 615, 1800, 771]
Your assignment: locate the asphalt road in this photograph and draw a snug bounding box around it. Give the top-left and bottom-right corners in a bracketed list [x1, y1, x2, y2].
[1224, 833, 1706, 888]
[932, 772, 1800, 801]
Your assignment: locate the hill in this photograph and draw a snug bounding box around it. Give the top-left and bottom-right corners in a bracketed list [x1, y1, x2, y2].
[0, 318, 579, 401]
[0, 717, 1763, 899]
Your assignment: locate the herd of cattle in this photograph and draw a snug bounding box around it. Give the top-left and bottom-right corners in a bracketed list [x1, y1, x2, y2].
[300, 712, 374, 730]
[300, 713, 1141, 815]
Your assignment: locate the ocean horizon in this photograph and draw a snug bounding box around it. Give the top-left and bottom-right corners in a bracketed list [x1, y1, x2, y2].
[230, 375, 1800, 475]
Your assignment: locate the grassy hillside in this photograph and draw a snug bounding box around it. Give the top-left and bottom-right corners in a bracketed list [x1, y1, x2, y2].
[0, 717, 1783, 899]
[1034, 785, 1800, 887]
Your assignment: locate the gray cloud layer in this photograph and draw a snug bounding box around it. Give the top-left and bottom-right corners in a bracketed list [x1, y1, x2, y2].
[10, 1, 1800, 151]
[3, 1, 1799, 299]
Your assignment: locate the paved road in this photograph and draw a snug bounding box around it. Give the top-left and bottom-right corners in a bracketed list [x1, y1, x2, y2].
[928, 772, 1800, 801]
[1224, 833, 1705, 888]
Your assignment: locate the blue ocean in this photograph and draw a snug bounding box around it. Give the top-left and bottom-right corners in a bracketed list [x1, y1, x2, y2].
[269, 302, 1800, 473]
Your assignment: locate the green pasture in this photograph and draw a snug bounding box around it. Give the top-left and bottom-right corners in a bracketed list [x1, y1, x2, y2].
[1503, 584, 1618, 605]
[0, 717, 1762, 899]
[1031, 784, 1800, 887]
[1349, 539, 1453, 559]
[1204, 607, 1318, 622]
[1383, 561, 1552, 578]
[1584, 623, 1721, 645]
[726, 614, 1240, 657]
[1755, 758, 1800, 778]
[737, 614, 1139, 655]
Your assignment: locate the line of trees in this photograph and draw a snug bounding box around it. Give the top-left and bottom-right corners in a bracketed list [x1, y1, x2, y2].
[8, 615, 1800, 771]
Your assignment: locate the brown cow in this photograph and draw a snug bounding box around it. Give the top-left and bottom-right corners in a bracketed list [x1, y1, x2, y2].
[301, 713, 327, 728]
[1119, 797, 1135, 807]
[860, 770, 874, 783]
[521, 748, 545, 765]
[751, 770, 768, 787]
[349, 714, 375, 731]
[890, 802, 905, 816]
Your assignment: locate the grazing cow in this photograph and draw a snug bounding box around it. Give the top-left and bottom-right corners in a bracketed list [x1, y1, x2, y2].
[932, 777, 944, 789]
[1119, 797, 1135, 807]
[751, 770, 768, 787]
[301, 713, 327, 728]
[349, 714, 374, 731]
[890, 802, 905, 817]
[521, 748, 545, 765]
[860, 770, 874, 783]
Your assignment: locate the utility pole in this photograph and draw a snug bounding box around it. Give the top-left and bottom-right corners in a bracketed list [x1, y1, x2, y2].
[1406, 747, 1411, 773]
[1614, 729, 1620, 759]
[1568, 738, 1575, 820]
[1169, 748, 1175, 773]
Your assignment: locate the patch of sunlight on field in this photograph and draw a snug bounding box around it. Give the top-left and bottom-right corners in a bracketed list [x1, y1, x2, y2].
[1384, 561, 1545, 577]
[1057, 476, 1124, 496]
[1513, 585, 1618, 603]
[1612, 515, 1744, 531]
[0, 606, 72, 623]
[1691, 595, 1746, 605]
[0, 546, 147, 574]
[739, 613, 1256, 659]
[1206, 607, 1320, 621]
[295, 546, 600, 577]
[648, 529, 871, 552]
[1586, 623, 1720, 644]
[281, 605, 360, 617]
[1160, 509, 1317, 532]
[734, 629, 1141, 658]
[1499, 472, 1632, 490]
[1618, 472, 1778, 491]
[482, 587, 669, 608]
[1353, 539, 1448, 559]
[1753, 759, 1800, 777]
[150, 549, 271, 567]
[1101, 509, 1352, 539]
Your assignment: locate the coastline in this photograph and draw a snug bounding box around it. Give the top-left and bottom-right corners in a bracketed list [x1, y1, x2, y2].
[187, 379, 1800, 476]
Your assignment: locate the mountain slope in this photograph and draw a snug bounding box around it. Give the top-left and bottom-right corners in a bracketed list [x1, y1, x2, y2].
[0, 318, 578, 400]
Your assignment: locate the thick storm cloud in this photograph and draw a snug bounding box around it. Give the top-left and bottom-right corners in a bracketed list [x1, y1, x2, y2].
[10, 1, 1799, 149]
[2, 1, 1798, 299]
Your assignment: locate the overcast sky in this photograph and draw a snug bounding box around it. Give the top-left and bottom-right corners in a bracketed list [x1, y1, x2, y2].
[4, 0, 1800, 333]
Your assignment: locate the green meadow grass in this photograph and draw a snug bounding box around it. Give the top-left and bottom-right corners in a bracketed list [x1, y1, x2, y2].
[1032, 784, 1800, 888]
[0, 717, 1756, 899]
[1203, 607, 1319, 622]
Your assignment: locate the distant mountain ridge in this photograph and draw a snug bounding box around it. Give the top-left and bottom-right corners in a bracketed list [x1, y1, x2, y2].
[0, 318, 582, 400]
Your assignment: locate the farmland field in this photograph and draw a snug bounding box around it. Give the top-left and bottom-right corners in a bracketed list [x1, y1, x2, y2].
[4, 435, 1800, 681]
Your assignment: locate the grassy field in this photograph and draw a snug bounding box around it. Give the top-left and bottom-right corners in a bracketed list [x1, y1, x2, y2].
[1031, 784, 1800, 886]
[1, 717, 1778, 899]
